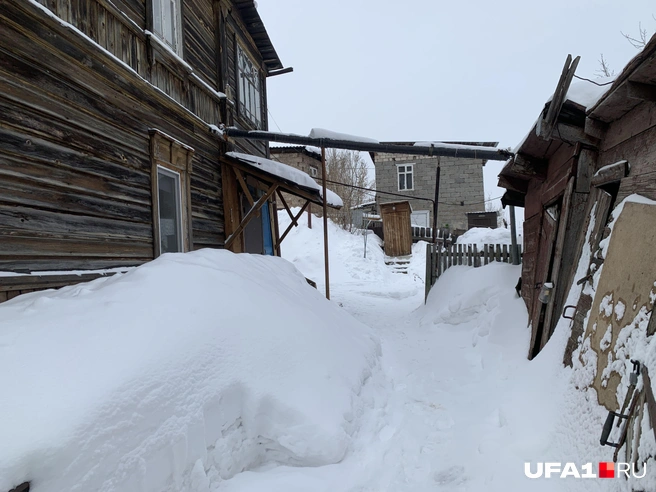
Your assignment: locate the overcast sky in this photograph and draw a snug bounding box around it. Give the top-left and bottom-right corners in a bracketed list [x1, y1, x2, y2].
[257, 0, 654, 217]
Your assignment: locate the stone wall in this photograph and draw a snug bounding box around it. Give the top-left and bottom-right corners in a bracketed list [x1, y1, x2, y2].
[374, 152, 486, 232]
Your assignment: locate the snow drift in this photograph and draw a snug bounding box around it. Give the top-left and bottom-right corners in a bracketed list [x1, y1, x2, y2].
[0, 250, 380, 492]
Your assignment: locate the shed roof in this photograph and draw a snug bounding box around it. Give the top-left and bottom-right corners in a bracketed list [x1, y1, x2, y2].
[225, 152, 342, 208]
[269, 145, 323, 162]
[233, 0, 283, 71]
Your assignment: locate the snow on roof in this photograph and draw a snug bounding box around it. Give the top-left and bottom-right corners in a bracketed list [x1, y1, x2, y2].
[561, 76, 615, 109]
[0, 250, 379, 489]
[413, 141, 499, 151]
[226, 152, 343, 208]
[309, 128, 379, 144]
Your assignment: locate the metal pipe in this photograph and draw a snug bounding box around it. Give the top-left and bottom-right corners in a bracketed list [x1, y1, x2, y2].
[223, 127, 512, 161]
[321, 146, 330, 300]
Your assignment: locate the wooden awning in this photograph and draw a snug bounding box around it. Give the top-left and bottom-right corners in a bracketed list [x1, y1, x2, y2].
[221, 153, 342, 209]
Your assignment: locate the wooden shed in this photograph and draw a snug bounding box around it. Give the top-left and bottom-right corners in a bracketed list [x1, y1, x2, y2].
[380, 201, 412, 257]
[498, 36, 656, 359]
[466, 211, 498, 229]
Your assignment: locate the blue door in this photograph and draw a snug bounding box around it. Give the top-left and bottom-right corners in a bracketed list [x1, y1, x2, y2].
[261, 203, 274, 256]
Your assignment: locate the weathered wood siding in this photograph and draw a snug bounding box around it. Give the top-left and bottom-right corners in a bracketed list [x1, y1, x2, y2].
[597, 100, 656, 202]
[0, 0, 225, 274]
[222, 4, 268, 157]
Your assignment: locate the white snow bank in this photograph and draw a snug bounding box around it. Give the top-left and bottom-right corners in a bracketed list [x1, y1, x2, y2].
[0, 250, 380, 492]
[456, 227, 517, 248]
[308, 128, 378, 144]
[226, 152, 343, 208]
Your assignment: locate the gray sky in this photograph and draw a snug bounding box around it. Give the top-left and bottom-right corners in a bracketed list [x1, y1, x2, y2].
[258, 0, 654, 217]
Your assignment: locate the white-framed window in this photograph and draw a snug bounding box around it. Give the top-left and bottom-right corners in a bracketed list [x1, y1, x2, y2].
[152, 0, 182, 54]
[157, 166, 183, 253]
[397, 163, 414, 191]
[237, 44, 262, 127]
[309, 166, 318, 178]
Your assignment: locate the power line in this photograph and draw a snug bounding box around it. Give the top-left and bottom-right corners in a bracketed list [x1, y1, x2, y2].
[324, 178, 502, 207]
[573, 75, 614, 86]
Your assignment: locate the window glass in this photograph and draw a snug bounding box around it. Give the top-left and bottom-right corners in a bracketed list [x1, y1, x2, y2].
[397, 164, 414, 191]
[238, 45, 262, 127]
[158, 168, 182, 253]
[153, 0, 179, 52]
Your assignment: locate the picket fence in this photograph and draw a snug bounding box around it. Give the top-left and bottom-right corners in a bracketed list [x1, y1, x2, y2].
[424, 242, 522, 301]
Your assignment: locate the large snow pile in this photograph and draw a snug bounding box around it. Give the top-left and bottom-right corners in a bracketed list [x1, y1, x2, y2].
[456, 226, 515, 248]
[0, 250, 380, 492]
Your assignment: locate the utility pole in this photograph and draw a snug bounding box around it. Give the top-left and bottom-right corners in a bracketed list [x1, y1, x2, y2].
[321, 146, 330, 299]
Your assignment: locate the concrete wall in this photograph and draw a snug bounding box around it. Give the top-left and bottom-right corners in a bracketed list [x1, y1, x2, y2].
[373, 153, 485, 232]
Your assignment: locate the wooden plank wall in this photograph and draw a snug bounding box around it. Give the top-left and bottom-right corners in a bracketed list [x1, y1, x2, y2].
[0, 0, 225, 273]
[597, 101, 656, 203]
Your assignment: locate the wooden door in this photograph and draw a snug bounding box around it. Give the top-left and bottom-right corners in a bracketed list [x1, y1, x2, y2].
[528, 205, 559, 359]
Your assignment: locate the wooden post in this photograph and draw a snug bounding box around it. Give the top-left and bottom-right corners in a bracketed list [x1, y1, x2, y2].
[432, 162, 440, 244]
[509, 205, 520, 265]
[495, 244, 502, 262]
[321, 146, 330, 300]
[473, 244, 478, 267]
[502, 244, 508, 263]
[484, 244, 489, 265]
[467, 245, 472, 266]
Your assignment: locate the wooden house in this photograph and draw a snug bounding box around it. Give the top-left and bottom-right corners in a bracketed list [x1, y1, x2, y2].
[0, 0, 336, 302]
[498, 35, 656, 359]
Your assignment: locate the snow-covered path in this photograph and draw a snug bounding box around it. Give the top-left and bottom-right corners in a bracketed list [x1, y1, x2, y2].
[219, 252, 568, 491]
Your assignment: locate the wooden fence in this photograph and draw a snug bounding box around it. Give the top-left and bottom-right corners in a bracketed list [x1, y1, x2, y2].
[424, 242, 522, 300]
[411, 226, 458, 244]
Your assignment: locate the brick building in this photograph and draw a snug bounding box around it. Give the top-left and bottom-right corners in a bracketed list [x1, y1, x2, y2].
[372, 142, 497, 233]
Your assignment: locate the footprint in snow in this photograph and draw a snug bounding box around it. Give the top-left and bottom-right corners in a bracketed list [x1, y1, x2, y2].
[434, 465, 467, 485]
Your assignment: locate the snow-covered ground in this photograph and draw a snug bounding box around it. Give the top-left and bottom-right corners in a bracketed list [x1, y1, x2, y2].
[1, 211, 644, 491]
[0, 250, 379, 492]
[456, 226, 520, 249]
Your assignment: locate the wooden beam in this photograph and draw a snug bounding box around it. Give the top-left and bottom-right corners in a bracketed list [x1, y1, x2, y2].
[553, 122, 600, 147]
[575, 147, 597, 193]
[278, 201, 310, 245]
[509, 154, 547, 181]
[224, 183, 278, 250]
[584, 117, 608, 140]
[497, 174, 529, 194]
[627, 81, 656, 102]
[234, 169, 254, 207]
[538, 55, 581, 140]
[591, 160, 630, 187]
[276, 188, 296, 224]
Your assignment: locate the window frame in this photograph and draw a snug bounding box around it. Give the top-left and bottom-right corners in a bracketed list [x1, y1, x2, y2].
[237, 43, 262, 127]
[156, 165, 183, 254]
[151, 0, 183, 55]
[397, 163, 414, 191]
[150, 129, 194, 258]
[309, 166, 318, 178]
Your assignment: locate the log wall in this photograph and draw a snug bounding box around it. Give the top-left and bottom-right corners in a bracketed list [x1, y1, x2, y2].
[0, 0, 270, 281]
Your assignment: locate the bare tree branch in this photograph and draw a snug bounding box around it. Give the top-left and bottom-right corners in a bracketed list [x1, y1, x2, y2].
[596, 53, 615, 78]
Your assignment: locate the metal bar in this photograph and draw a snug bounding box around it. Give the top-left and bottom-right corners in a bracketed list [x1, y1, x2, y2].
[223, 127, 512, 161]
[322, 146, 330, 300]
